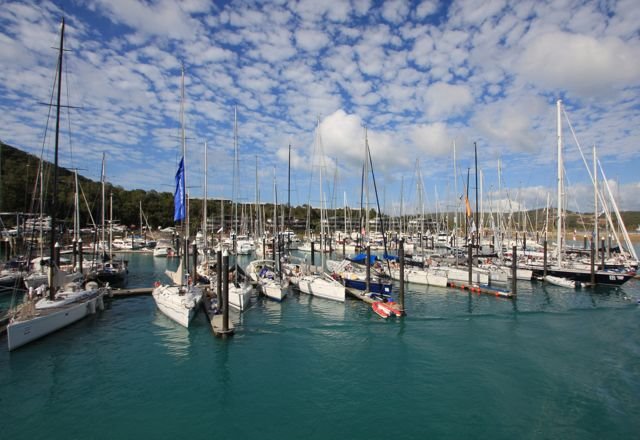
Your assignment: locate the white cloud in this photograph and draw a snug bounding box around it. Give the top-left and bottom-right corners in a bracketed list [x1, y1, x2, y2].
[518, 31, 640, 98]
[1, 0, 640, 211]
[295, 28, 330, 52]
[422, 82, 473, 120]
[416, 0, 439, 19]
[410, 122, 451, 156]
[381, 0, 410, 24]
[91, 0, 201, 40]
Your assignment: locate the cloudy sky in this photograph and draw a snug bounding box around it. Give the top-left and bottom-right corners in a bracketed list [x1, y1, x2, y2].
[1, 0, 639, 217]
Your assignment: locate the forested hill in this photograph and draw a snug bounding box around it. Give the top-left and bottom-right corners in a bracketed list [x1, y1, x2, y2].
[1, 141, 639, 233]
[0, 141, 174, 228]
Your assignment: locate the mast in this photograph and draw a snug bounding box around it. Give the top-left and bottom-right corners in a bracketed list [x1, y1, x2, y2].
[180, 65, 188, 262]
[317, 120, 325, 256]
[74, 170, 80, 269]
[399, 176, 404, 235]
[593, 144, 598, 247]
[233, 106, 239, 274]
[109, 191, 113, 257]
[48, 17, 64, 299]
[203, 140, 208, 248]
[556, 99, 563, 264]
[453, 140, 458, 238]
[474, 141, 479, 249]
[101, 153, 106, 258]
[287, 143, 291, 231]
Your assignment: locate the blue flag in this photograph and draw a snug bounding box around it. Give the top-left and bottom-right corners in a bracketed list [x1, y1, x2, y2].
[174, 158, 185, 222]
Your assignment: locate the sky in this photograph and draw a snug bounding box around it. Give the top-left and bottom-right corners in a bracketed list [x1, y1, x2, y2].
[1, 0, 639, 219]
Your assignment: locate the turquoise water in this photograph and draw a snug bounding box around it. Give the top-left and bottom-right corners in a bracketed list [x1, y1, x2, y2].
[1, 251, 639, 439]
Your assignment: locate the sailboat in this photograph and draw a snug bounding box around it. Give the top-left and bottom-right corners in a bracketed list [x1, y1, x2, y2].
[286, 119, 345, 302]
[525, 100, 635, 286]
[227, 107, 253, 311]
[246, 170, 289, 301]
[152, 66, 203, 327]
[7, 18, 108, 351]
[88, 155, 128, 287]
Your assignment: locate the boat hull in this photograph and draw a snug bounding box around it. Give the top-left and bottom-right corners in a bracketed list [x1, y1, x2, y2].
[342, 278, 392, 294]
[297, 275, 345, 302]
[7, 292, 103, 351]
[228, 284, 252, 311]
[531, 267, 633, 285]
[152, 285, 202, 327]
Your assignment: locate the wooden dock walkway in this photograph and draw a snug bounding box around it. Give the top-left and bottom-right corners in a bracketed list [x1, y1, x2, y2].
[447, 281, 514, 298]
[201, 291, 234, 337]
[111, 287, 153, 297]
[346, 287, 377, 304]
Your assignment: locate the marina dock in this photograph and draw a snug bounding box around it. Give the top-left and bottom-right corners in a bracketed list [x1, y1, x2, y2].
[201, 291, 234, 337]
[447, 281, 514, 298]
[111, 287, 153, 297]
[346, 287, 377, 304]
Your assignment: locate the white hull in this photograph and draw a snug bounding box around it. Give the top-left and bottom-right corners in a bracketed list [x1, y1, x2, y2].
[544, 275, 576, 288]
[228, 283, 252, 311]
[261, 280, 288, 301]
[390, 268, 448, 287]
[152, 284, 202, 327]
[153, 246, 175, 257]
[296, 274, 345, 302]
[7, 289, 104, 351]
[442, 267, 489, 285]
[511, 268, 533, 281]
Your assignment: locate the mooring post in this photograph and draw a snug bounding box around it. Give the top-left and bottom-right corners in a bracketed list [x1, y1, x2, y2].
[191, 242, 198, 283]
[311, 241, 315, 266]
[511, 245, 517, 295]
[342, 237, 345, 256]
[55, 242, 61, 268]
[523, 234, 527, 252]
[216, 250, 222, 308]
[272, 236, 276, 262]
[543, 240, 548, 277]
[607, 235, 612, 259]
[590, 239, 595, 286]
[399, 239, 405, 314]
[72, 239, 77, 270]
[366, 245, 371, 293]
[262, 237, 265, 258]
[222, 251, 229, 332]
[583, 235, 587, 250]
[78, 238, 83, 274]
[600, 238, 605, 270]
[468, 242, 473, 285]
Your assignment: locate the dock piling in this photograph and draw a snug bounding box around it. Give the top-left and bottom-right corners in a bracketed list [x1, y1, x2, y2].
[365, 245, 371, 294]
[543, 240, 548, 277]
[590, 240, 595, 285]
[511, 245, 517, 295]
[399, 239, 405, 315]
[467, 242, 473, 285]
[222, 252, 229, 332]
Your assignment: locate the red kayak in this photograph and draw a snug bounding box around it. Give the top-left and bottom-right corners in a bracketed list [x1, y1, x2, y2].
[372, 301, 403, 318]
[372, 301, 391, 318]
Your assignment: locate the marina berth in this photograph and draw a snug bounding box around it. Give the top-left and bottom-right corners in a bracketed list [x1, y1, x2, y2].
[246, 259, 289, 301]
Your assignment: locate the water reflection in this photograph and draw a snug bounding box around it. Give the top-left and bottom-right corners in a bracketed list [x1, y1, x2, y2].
[259, 296, 283, 325]
[152, 310, 190, 360]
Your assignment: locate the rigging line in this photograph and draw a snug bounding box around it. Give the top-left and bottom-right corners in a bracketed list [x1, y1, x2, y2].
[63, 44, 75, 170]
